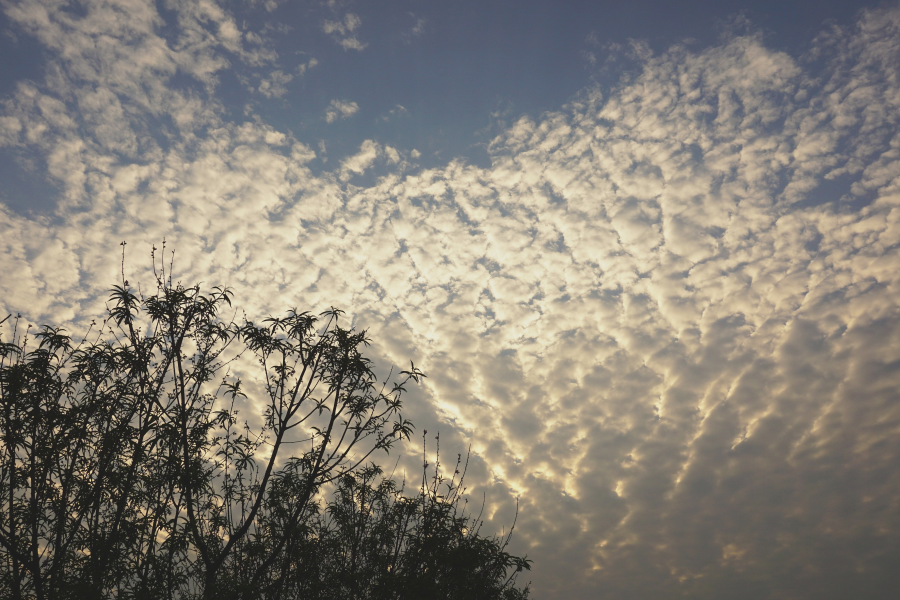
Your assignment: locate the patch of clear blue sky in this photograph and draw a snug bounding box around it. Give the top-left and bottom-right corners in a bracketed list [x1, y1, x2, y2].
[0, 0, 888, 214]
[248, 0, 885, 169]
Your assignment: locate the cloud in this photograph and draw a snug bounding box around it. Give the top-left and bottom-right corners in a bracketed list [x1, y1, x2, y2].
[296, 57, 318, 76]
[322, 13, 367, 51]
[2, 2, 900, 599]
[338, 139, 380, 179]
[0, 0, 279, 211]
[379, 104, 408, 122]
[324, 99, 359, 123]
[402, 14, 426, 43]
[257, 70, 292, 98]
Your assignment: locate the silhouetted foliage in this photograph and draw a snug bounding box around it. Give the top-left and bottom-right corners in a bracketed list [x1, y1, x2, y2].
[285, 435, 531, 600]
[0, 250, 530, 600]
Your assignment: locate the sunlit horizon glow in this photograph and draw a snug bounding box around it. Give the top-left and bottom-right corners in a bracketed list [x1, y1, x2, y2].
[2, 1, 900, 598]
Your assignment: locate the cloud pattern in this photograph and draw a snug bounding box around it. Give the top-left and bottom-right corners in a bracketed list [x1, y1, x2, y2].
[2, 1, 900, 598]
[322, 12, 366, 51]
[325, 98, 359, 123]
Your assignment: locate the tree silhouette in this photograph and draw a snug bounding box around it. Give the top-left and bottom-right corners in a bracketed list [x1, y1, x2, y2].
[0, 253, 530, 599]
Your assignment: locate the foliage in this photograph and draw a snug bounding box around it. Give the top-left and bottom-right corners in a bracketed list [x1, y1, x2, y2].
[287, 435, 531, 600]
[0, 257, 530, 599]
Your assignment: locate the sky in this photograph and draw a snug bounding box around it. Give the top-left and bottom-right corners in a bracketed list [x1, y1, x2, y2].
[2, 0, 900, 598]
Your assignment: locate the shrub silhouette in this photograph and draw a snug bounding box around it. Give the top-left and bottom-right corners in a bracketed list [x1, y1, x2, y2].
[0, 255, 530, 599]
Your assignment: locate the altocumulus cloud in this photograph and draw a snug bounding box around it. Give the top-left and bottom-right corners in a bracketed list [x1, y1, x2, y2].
[322, 12, 366, 51]
[2, 1, 900, 599]
[325, 99, 359, 123]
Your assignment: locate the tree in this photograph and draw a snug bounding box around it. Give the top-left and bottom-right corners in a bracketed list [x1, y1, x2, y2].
[0, 255, 530, 599]
[302, 435, 532, 600]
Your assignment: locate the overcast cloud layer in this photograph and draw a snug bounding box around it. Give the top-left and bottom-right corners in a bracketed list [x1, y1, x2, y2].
[2, 1, 900, 598]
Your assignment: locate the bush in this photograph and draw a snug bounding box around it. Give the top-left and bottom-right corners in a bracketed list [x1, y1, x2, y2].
[300, 438, 531, 600]
[0, 261, 530, 600]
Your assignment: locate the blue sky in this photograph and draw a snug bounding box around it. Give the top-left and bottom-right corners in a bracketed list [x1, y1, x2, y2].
[2, 1, 900, 598]
[2, 0, 878, 209]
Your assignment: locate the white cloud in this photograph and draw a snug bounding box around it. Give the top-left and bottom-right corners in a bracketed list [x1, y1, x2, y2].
[3, 3, 900, 599]
[402, 14, 426, 43]
[324, 99, 359, 123]
[339, 139, 380, 179]
[411, 17, 426, 36]
[322, 13, 367, 51]
[379, 104, 408, 122]
[296, 57, 318, 76]
[0, 115, 23, 146]
[257, 70, 292, 98]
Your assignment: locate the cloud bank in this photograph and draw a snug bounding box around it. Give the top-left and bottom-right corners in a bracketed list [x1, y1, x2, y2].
[2, 1, 900, 598]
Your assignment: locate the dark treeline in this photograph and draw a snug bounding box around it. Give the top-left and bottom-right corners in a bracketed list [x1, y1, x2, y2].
[0, 254, 530, 600]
